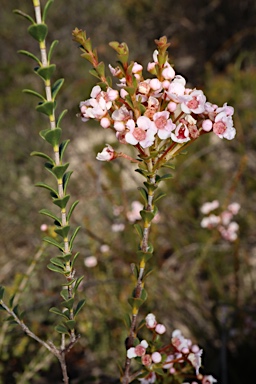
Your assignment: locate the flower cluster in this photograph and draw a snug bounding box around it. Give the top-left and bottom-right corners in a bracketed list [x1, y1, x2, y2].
[79, 41, 235, 164]
[126, 313, 215, 384]
[201, 200, 240, 242]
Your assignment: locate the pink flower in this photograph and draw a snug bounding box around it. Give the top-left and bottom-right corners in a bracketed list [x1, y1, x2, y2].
[180, 89, 206, 114]
[172, 330, 191, 351]
[188, 348, 203, 375]
[167, 75, 186, 101]
[152, 111, 176, 139]
[171, 121, 190, 143]
[125, 116, 156, 148]
[84, 255, 97, 268]
[141, 354, 152, 366]
[127, 340, 148, 359]
[127, 201, 143, 223]
[112, 106, 133, 132]
[139, 372, 156, 383]
[162, 62, 175, 80]
[201, 200, 220, 215]
[96, 144, 115, 161]
[213, 111, 236, 140]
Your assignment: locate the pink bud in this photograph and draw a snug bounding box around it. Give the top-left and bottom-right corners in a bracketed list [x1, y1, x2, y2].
[155, 323, 166, 334]
[152, 351, 162, 363]
[202, 119, 213, 132]
[100, 117, 111, 128]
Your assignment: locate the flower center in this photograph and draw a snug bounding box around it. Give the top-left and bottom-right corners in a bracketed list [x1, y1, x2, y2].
[133, 128, 146, 141]
[187, 98, 199, 110]
[213, 121, 226, 135]
[155, 116, 167, 129]
[177, 126, 186, 139]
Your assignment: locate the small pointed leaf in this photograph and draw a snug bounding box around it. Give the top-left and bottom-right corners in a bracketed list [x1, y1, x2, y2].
[74, 299, 86, 317]
[50, 257, 65, 268]
[13, 9, 35, 24]
[31, 151, 54, 163]
[0, 286, 5, 300]
[36, 64, 56, 81]
[49, 307, 69, 319]
[59, 140, 70, 161]
[137, 187, 148, 205]
[48, 40, 59, 62]
[36, 184, 58, 198]
[18, 50, 41, 65]
[55, 324, 69, 334]
[57, 110, 68, 128]
[67, 200, 79, 222]
[52, 78, 64, 100]
[65, 320, 76, 331]
[60, 289, 69, 301]
[51, 163, 69, 179]
[39, 208, 61, 224]
[133, 223, 143, 239]
[47, 263, 65, 274]
[63, 171, 73, 194]
[73, 276, 84, 293]
[69, 227, 81, 250]
[42, 0, 54, 22]
[44, 236, 64, 250]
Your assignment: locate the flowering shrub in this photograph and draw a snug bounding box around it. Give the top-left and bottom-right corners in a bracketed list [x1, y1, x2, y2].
[0, 1, 240, 383]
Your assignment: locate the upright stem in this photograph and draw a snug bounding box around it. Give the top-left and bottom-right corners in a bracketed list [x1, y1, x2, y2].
[122, 164, 157, 384]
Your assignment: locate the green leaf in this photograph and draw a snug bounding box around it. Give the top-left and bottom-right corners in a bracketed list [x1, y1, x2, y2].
[52, 78, 64, 100]
[48, 40, 59, 63]
[31, 151, 54, 164]
[44, 236, 64, 251]
[71, 252, 80, 268]
[63, 171, 73, 194]
[44, 128, 62, 147]
[61, 297, 74, 310]
[155, 174, 173, 183]
[55, 324, 69, 334]
[67, 200, 79, 222]
[65, 320, 76, 331]
[54, 225, 70, 239]
[62, 279, 75, 287]
[73, 276, 84, 293]
[133, 223, 143, 239]
[74, 299, 86, 317]
[53, 195, 70, 209]
[96, 61, 105, 77]
[18, 50, 41, 65]
[42, 0, 54, 22]
[140, 210, 155, 225]
[36, 64, 56, 81]
[49, 307, 69, 319]
[59, 139, 70, 161]
[154, 192, 166, 203]
[28, 24, 48, 42]
[47, 263, 65, 274]
[0, 286, 5, 300]
[128, 297, 145, 311]
[137, 187, 148, 205]
[57, 110, 68, 128]
[136, 250, 153, 263]
[13, 9, 35, 24]
[23, 88, 45, 101]
[89, 68, 101, 80]
[163, 163, 175, 169]
[60, 289, 69, 301]
[51, 163, 69, 179]
[69, 227, 81, 250]
[123, 313, 131, 330]
[36, 101, 56, 116]
[50, 257, 65, 268]
[39, 208, 61, 224]
[36, 184, 58, 199]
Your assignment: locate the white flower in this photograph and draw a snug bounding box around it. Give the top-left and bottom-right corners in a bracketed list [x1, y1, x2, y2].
[96, 144, 115, 161]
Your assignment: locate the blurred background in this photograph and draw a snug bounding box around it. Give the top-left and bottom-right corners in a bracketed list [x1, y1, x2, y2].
[1, 0, 256, 383]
